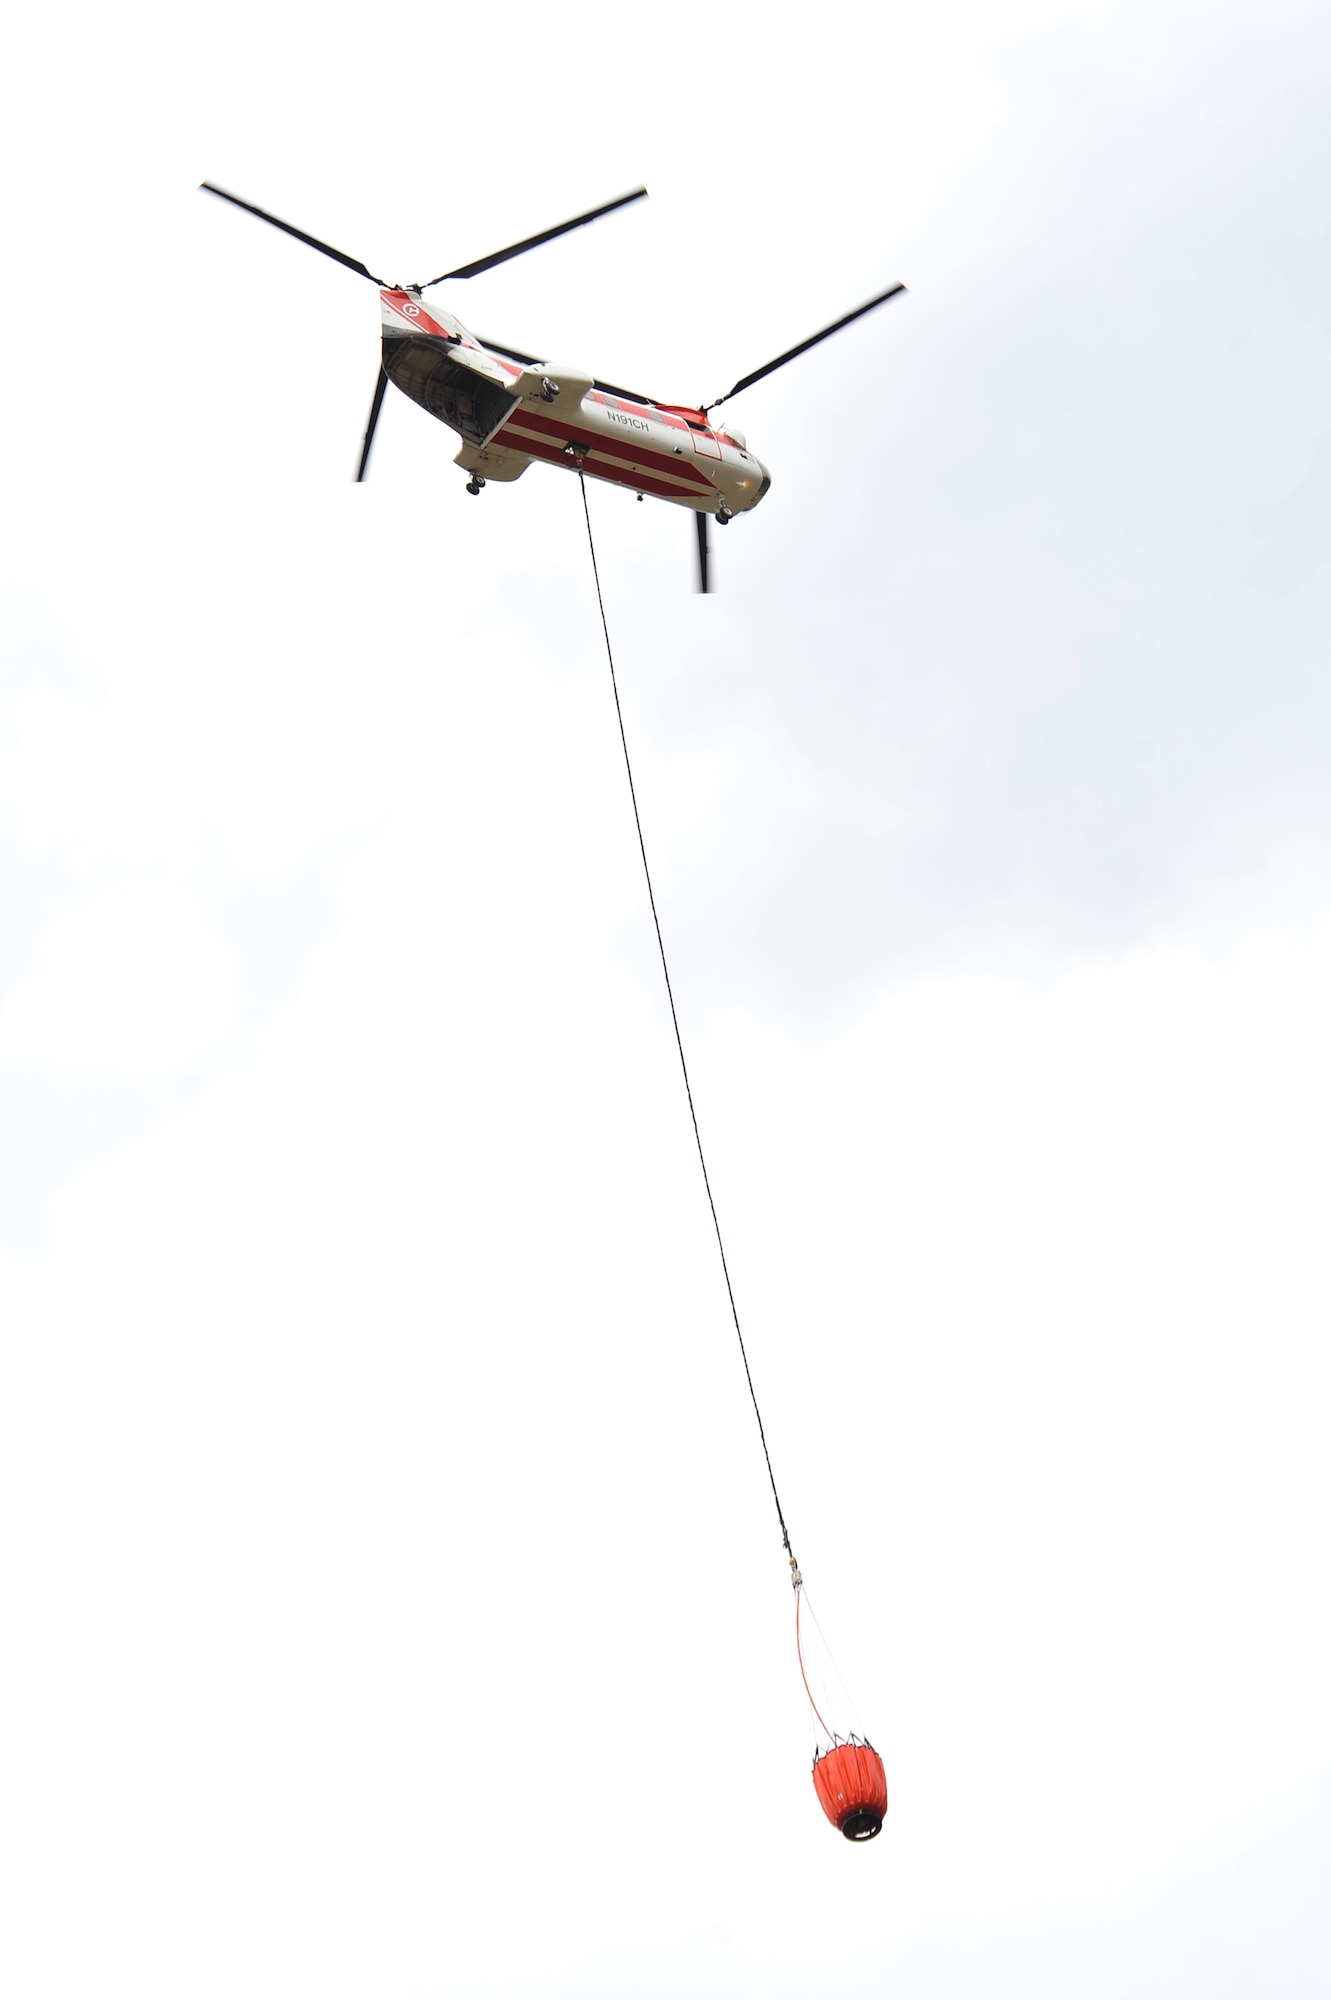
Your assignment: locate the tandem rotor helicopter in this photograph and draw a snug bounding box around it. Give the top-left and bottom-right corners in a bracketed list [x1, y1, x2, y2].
[201, 181, 906, 590]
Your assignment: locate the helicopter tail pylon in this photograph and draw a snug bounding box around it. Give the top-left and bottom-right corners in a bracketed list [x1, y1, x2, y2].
[200, 180, 649, 480]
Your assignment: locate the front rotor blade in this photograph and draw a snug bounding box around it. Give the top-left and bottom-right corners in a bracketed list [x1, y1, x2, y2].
[355, 367, 388, 482]
[422, 187, 647, 286]
[695, 511, 710, 594]
[706, 281, 906, 410]
[200, 183, 385, 285]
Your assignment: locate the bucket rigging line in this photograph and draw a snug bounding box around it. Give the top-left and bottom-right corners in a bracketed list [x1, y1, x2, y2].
[577, 474, 798, 1584]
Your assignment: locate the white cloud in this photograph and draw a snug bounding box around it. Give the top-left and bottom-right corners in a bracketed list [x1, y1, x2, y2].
[0, 884, 237, 1082]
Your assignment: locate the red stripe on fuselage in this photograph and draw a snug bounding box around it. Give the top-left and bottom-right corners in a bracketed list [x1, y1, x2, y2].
[503, 404, 716, 490]
[492, 428, 713, 504]
[381, 290, 450, 338]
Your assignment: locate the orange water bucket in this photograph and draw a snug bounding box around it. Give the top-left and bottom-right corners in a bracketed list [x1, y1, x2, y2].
[812, 1740, 888, 1840]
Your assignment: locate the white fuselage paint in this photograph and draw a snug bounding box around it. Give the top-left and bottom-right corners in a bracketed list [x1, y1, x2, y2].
[378, 289, 771, 517]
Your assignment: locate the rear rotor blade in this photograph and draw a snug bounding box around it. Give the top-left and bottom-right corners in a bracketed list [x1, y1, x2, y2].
[356, 366, 388, 482]
[200, 182, 386, 285]
[474, 336, 544, 366]
[695, 511, 710, 594]
[705, 281, 906, 410]
[422, 188, 647, 286]
[476, 338, 659, 407]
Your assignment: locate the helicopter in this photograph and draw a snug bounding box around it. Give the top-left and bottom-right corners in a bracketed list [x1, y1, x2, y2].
[201, 182, 906, 591]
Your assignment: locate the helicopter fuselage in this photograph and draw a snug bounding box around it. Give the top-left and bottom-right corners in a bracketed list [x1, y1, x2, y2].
[378, 288, 770, 517]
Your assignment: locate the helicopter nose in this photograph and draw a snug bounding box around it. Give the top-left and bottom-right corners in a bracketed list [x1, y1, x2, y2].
[728, 457, 770, 512]
[742, 459, 772, 510]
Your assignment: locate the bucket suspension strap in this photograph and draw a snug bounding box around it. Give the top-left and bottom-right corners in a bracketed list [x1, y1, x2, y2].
[578, 473, 798, 1580]
[795, 1578, 833, 1741]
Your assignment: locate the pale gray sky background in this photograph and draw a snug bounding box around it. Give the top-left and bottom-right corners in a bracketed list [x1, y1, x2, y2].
[2, 2, 1330, 1996]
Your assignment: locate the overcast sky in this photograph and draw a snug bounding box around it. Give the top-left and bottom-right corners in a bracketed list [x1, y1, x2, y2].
[3, 2, 1330, 1996]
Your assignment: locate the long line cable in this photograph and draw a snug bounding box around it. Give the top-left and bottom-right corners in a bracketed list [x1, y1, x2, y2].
[578, 475, 797, 1572]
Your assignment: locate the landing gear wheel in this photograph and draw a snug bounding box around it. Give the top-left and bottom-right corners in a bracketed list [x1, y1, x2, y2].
[715, 505, 733, 526]
[465, 477, 485, 496]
